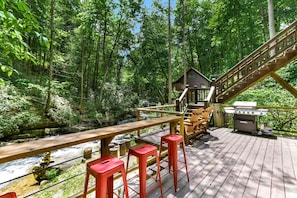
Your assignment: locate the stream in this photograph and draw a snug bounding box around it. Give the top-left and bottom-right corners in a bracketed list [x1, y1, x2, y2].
[0, 141, 101, 189]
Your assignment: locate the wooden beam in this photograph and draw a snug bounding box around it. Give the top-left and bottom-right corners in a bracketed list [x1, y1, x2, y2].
[270, 72, 297, 98]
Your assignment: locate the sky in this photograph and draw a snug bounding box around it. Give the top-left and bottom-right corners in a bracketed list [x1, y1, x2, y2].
[143, 0, 177, 9]
[131, 0, 177, 34]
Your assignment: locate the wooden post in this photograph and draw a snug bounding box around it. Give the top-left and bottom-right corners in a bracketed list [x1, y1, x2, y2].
[123, 139, 131, 150]
[176, 98, 180, 112]
[179, 115, 184, 137]
[119, 140, 126, 156]
[137, 109, 141, 137]
[110, 146, 119, 158]
[186, 84, 189, 104]
[101, 136, 114, 157]
[194, 85, 198, 103]
[83, 147, 92, 159]
[212, 103, 224, 127]
[211, 78, 216, 103]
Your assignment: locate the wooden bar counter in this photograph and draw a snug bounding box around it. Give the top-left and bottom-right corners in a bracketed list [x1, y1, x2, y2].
[0, 116, 182, 164]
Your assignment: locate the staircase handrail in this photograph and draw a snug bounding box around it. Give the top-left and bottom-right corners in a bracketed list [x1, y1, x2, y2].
[176, 85, 189, 112]
[204, 85, 216, 107]
[215, 19, 297, 102]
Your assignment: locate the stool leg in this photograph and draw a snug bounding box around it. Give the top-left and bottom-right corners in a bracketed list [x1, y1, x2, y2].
[126, 151, 130, 174]
[121, 168, 129, 198]
[83, 172, 90, 198]
[159, 140, 163, 159]
[97, 177, 107, 198]
[138, 157, 147, 198]
[172, 143, 178, 192]
[126, 151, 131, 197]
[107, 175, 113, 198]
[156, 154, 164, 198]
[168, 143, 173, 173]
[182, 140, 190, 182]
[159, 139, 166, 171]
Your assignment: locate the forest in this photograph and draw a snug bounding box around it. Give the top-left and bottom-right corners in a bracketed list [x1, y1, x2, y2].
[0, 0, 297, 139]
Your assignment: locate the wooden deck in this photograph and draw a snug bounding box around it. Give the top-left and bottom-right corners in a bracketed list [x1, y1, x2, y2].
[139, 127, 297, 198]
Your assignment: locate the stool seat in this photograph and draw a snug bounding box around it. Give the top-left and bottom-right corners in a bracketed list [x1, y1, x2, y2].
[87, 156, 124, 175]
[128, 143, 157, 156]
[162, 134, 183, 142]
[83, 155, 129, 198]
[160, 134, 189, 192]
[127, 143, 163, 198]
[0, 192, 17, 198]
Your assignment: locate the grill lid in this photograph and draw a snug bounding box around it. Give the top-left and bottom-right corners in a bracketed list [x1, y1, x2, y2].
[233, 101, 257, 109]
[224, 101, 268, 115]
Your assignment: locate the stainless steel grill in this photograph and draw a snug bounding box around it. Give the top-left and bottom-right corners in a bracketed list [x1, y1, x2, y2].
[225, 101, 268, 133]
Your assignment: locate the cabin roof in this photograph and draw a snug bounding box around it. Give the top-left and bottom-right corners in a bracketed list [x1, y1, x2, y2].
[173, 67, 211, 84]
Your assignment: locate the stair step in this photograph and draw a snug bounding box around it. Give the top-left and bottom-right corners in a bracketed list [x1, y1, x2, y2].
[275, 56, 287, 64]
[285, 48, 296, 57]
[189, 104, 205, 109]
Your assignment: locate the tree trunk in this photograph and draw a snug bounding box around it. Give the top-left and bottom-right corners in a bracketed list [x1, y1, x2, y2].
[167, 0, 172, 104]
[45, 0, 55, 113]
[97, 10, 108, 110]
[93, 36, 101, 101]
[268, 0, 276, 39]
[182, 0, 187, 88]
[80, 38, 85, 112]
[268, 0, 276, 57]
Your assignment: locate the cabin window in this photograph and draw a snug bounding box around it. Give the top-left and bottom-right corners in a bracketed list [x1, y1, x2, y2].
[188, 74, 196, 79]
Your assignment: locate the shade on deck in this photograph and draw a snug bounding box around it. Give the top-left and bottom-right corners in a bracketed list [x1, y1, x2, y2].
[142, 128, 297, 198]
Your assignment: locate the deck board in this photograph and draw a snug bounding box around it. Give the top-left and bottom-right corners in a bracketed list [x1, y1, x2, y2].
[271, 137, 286, 198]
[243, 137, 268, 197]
[216, 133, 255, 198]
[178, 129, 236, 198]
[282, 138, 297, 197]
[203, 132, 250, 197]
[257, 139, 274, 198]
[141, 127, 297, 198]
[193, 131, 245, 198]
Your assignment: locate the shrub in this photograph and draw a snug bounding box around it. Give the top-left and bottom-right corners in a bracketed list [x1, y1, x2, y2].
[47, 95, 76, 126]
[0, 83, 42, 138]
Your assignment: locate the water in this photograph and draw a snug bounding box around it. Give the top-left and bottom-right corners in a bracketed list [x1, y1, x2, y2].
[0, 156, 42, 188]
[0, 141, 100, 189]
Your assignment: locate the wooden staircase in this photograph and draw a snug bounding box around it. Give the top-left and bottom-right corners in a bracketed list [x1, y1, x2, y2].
[215, 20, 297, 103]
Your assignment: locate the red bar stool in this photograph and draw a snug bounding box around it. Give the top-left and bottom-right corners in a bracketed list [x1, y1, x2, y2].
[160, 134, 189, 192]
[126, 143, 163, 198]
[0, 192, 17, 198]
[83, 155, 129, 198]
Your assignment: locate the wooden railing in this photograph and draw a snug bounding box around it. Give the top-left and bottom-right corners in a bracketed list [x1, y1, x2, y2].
[175, 84, 216, 111]
[215, 19, 297, 103]
[136, 105, 184, 137]
[0, 115, 183, 197]
[0, 116, 183, 164]
[175, 86, 189, 112]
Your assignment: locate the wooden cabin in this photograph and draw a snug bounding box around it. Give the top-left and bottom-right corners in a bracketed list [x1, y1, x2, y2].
[172, 67, 211, 91]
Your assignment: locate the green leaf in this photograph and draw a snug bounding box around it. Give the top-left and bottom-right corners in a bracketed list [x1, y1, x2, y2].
[0, 11, 5, 19]
[21, 40, 28, 48]
[1, 66, 7, 72]
[7, 69, 13, 77]
[0, 78, 5, 86]
[41, 36, 50, 49]
[17, 1, 30, 13]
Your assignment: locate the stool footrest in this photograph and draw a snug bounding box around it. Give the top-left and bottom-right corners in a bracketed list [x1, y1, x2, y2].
[127, 174, 162, 196]
[126, 143, 163, 198]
